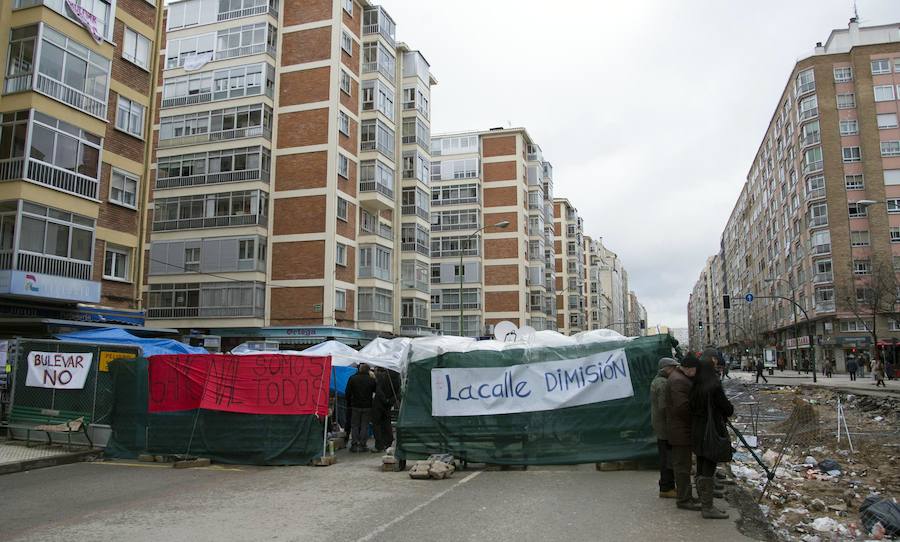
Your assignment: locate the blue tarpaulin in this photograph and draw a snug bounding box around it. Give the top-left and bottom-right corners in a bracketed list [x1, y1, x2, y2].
[55, 328, 207, 357]
[330, 365, 356, 395]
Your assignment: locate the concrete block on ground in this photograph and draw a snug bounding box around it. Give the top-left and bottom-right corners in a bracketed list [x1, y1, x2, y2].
[173, 458, 211, 469]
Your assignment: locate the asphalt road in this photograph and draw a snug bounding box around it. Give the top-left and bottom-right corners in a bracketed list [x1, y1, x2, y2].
[1, 452, 757, 542]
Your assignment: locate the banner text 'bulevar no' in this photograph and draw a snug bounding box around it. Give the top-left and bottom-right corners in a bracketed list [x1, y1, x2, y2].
[148, 355, 331, 416]
[430, 349, 634, 416]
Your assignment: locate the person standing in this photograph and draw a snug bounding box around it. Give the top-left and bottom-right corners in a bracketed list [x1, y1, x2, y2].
[345, 363, 376, 452]
[755, 358, 768, 384]
[651, 357, 679, 498]
[371, 367, 400, 453]
[847, 355, 858, 381]
[873, 358, 886, 388]
[666, 355, 701, 511]
[886, 358, 895, 381]
[690, 359, 735, 519]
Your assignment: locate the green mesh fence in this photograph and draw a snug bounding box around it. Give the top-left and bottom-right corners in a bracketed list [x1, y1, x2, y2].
[396, 334, 676, 465]
[105, 357, 324, 465]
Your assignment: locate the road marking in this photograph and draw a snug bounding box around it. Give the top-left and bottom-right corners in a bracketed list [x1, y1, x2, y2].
[90, 461, 244, 472]
[355, 470, 482, 542]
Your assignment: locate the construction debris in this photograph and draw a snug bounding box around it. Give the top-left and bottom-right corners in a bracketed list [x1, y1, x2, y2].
[408, 454, 456, 480]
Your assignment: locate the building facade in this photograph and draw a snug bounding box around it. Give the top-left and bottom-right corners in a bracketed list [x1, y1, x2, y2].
[690, 20, 900, 369]
[0, 0, 163, 334]
[145, 0, 435, 345]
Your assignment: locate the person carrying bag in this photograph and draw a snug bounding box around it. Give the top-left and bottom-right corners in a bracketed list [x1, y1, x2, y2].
[690, 359, 735, 519]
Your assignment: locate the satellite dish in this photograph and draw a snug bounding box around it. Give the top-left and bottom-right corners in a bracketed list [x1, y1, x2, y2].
[518, 326, 537, 341]
[493, 321, 518, 342]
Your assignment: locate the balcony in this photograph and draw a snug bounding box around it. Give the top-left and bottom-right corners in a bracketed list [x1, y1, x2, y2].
[148, 305, 263, 319]
[152, 212, 267, 232]
[803, 160, 823, 175]
[401, 277, 429, 294]
[215, 43, 277, 63]
[358, 266, 391, 281]
[814, 301, 836, 313]
[0, 158, 98, 200]
[402, 205, 429, 221]
[805, 187, 826, 202]
[359, 180, 394, 199]
[800, 132, 821, 148]
[796, 81, 815, 96]
[360, 139, 393, 156]
[807, 215, 828, 228]
[158, 125, 271, 148]
[217, 2, 278, 22]
[401, 241, 429, 256]
[358, 309, 393, 323]
[362, 61, 395, 83]
[155, 168, 269, 190]
[798, 107, 818, 122]
[402, 133, 430, 151]
[813, 272, 833, 284]
[13, 252, 92, 281]
[810, 243, 831, 256]
[363, 7, 396, 45]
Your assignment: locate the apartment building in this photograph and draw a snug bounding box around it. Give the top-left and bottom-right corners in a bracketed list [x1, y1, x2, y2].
[690, 20, 900, 369]
[584, 236, 609, 330]
[554, 198, 586, 334]
[145, 0, 435, 346]
[0, 0, 163, 334]
[429, 127, 557, 336]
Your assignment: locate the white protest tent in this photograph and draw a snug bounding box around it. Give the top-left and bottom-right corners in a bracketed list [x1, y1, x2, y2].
[301, 340, 362, 367]
[358, 337, 410, 374]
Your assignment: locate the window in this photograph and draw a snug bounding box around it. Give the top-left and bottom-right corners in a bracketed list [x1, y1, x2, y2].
[878, 113, 899, 129]
[110, 170, 138, 208]
[122, 27, 151, 70]
[185, 247, 200, 271]
[103, 245, 130, 281]
[340, 70, 351, 94]
[152, 190, 268, 231]
[18, 202, 94, 263]
[360, 119, 394, 156]
[337, 153, 349, 179]
[853, 259, 871, 275]
[29, 111, 102, 182]
[335, 289, 347, 311]
[116, 96, 145, 138]
[842, 146, 861, 163]
[836, 93, 856, 109]
[833, 67, 853, 82]
[882, 141, 900, 157]
[165, 33, 215, 69]
[874, 85, 896, 102]
[845, 174, 864, 190]
[36, 26, 111, 117]
[888, 198, 900, 213]
[338, 111, 350, 136]
[848, 202, 868, 218]
[336, 242, 347, 266]
[337, 197, 349, 221]
[839, 119, 858, 135]
[871, 59, 891, 75]
[342, 0, 353, 14]
[850, 230, 869, 247]
[891, 227, 900, 243]
[803, 146, 823, 173]
[796, 68, 815, 95]
[341, 31, 353, 55]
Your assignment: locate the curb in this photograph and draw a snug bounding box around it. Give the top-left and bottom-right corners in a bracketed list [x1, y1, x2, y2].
[0, 449, 101, 476]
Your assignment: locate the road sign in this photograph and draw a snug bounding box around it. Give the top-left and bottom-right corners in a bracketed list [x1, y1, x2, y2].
[745, 293, 754, 303]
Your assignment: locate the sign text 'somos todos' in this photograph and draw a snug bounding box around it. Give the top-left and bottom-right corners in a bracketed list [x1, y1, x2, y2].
[26, 352, 94, 389]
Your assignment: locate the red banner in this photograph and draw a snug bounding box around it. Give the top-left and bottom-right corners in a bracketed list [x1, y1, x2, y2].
[148, 354, 331, 416]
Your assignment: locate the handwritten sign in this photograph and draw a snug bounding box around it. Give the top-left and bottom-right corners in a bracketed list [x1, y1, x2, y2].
[430, 349, 634, 417]
[26, 352, 93, 389]
[99, 351, 136, 372]
[148, 354, 331, 416]
[65, 0, 104, 43]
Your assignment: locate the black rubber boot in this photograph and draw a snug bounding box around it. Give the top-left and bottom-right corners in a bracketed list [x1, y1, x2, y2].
[676, 472, 702, 511]
[698, 477, 729, 519]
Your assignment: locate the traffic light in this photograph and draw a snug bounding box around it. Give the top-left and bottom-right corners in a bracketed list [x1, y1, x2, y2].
[723, 295, 731, 309]
[699, 320, 704, 330]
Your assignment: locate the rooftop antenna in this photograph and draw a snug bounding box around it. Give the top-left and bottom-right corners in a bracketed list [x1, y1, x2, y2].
[852, 0, 859, 20]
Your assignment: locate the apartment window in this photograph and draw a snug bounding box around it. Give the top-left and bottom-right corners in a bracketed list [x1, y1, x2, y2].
[337, 153, 350, 179]
[432, 158, 478, 181]
[842, 146, 861, 163]
[888, 198, 900, 213]
[836, 93, 856, 109]
[431, 135, 479, 157]
[360, 159, 394, 197]
[878, 113, 899, 129]
[808, 202, 828, 227]
[215, 23, 276, 61]
[335, 289, 347, 311]
[360, 119, 394, 156]
[853, 259, 872, 276]
[338, 111, 350, 136]
[839, 119, 858, 136]
[882, 141, 900, 157]
[122, 27, 151, 70]
[848, 202, 868, 218]
[871, 59, 891, 75]
[795, 68, 815, 95]
[115, 96, 145, 138]
[833, 67, 853, 82]
[800, 120, 820, 145]
[341, 31, 353, 55]
[891, 227, 900, 243]
[337, 197, 349, 221]
[874, 85, 896, 102]
[342, 0, 353, 14]
[103, 245, 130, 281]
[803, 146, 823, 173]
[340, 70, 351, 94]
[336, 242, 347, 266]
[185, 247, 200, 271]
[845, 174, 864, 190]
[34, 26, 111, 117]
[152, 190, 268, 231]
[850, 230, 870, 247]
[110, 170, 138, 208]
[30, 111, 102, 181]
[165, 33, 215, 69]
[18, 202, 94, 263]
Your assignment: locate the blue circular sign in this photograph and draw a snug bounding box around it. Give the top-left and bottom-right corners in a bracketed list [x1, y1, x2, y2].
[745, 293, 754, 303]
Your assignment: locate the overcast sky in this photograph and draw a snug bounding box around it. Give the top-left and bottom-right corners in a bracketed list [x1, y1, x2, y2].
[377, 0, 898, 328]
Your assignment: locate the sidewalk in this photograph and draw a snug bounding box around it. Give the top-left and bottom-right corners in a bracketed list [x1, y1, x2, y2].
[0, 439, 99, 475]
[730, 370, 900, 395]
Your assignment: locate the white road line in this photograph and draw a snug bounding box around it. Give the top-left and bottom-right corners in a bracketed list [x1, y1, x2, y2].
[355, 470, 482, 542]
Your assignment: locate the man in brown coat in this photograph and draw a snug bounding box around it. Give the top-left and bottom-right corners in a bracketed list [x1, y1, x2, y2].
[666, 354, 701, 510]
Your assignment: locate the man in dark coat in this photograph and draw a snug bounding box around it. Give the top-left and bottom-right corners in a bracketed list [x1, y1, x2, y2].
[665, 355, 701, 510]
[651, 357, 679, 498]
[847, 355, 858, 381]
[755, 358, 768, 384]
[370, 367, 400, 452]
[345, 363, 376, 452]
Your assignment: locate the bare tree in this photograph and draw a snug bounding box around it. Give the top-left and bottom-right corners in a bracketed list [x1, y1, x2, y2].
[842, 258, 899, 362]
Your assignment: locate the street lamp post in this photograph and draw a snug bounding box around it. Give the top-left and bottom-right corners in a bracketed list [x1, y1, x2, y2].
[459, 220, 509, 336]
[765, 277, 798, 374]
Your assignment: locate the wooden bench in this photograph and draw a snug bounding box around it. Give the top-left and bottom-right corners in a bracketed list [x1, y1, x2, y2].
[1, 407, 93, 451]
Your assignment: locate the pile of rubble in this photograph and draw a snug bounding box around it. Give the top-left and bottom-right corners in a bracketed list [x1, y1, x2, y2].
[408, 454, 456, 480]
[726, 384, 900, 541]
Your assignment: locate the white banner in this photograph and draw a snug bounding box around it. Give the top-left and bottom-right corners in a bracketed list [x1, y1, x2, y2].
[65, 0, 104, 43]
[431, 349, 634, 417]
[183, 52, 213, 71]
[26, 352, 93, 390]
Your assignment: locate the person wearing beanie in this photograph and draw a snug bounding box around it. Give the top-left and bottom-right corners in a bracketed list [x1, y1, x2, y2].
[666, 354, 701, 510]
[651, 357, 679, 498]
